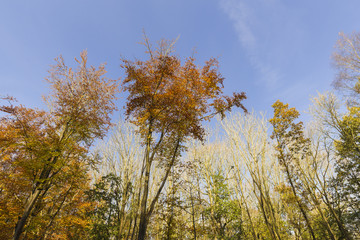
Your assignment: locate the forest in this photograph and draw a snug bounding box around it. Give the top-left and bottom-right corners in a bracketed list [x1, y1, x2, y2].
[0, 32, 359, 240]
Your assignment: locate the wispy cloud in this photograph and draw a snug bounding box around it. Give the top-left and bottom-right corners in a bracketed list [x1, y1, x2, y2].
[220, 0, 256, 49]
[219, 0, 282, 89]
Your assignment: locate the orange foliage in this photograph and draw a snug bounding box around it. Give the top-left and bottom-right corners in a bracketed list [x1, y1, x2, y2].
[121, 37, 247, 239]
[0, 51, 118, 239]
[122, 39, 246, 142]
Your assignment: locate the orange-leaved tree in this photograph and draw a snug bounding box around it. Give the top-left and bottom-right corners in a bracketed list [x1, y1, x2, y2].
[121, 37, 247, 240]
[0, 51, 118, 240]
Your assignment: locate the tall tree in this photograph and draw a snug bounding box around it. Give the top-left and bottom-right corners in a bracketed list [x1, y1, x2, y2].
[222, 112, 285, 240]
[121, 36, 246, 240]
[93, 118, 146, 239]
[332, 31, 360, 238]
[0, 51, 118, 240]
[270, 100, 317, 240]
[310, 92, 354, 240]
[334, 106, 360, 237]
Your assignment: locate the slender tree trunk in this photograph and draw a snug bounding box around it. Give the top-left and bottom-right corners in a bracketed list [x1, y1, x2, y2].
[13, 189, 42, 240]
[265, 190, 283, 240]
[131, 156, 147, 240]
[137, 137, 180, 240]
[130, 204, 139, 240]
[283, 164, 317, 240]
[305, 184, 337, 240]
[190, 188, 197, 240]
[126, 214, 133, 240]
[118, 182, 131, 240]
[233, 170, 258, 240]
[257, 189, 278, 240]
[137, 158, 151, 240]
[240, 188, 258, 240]
[322, 191, 352, 240]
[13, 155, 59, 240]
[137, 123, 153, 240]
[41, 184, 73, 240]
[165, 205, 174, 240]
[314, 170, 352, 240]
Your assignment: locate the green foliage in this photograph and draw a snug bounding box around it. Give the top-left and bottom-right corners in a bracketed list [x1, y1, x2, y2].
[204, 171, 243, 240]
[334, 106, 360, 234]
[86, 173, 128, 240]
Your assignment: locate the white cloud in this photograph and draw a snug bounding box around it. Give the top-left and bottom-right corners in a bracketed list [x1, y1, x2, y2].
[219, 0, 282, 89]
[220, 0, 256, 49]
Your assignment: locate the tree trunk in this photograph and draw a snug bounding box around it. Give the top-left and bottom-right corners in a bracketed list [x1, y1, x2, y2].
[137, 137, 180, 240]
[13, 155, 58, 240]
[284, 164, 317, 240]
[323, 191, 352, 240]
[190, 188, 197, 240]
[137, 158, 151, 240]
[137, 126, 153, 240]
[13, 189, 42, 240]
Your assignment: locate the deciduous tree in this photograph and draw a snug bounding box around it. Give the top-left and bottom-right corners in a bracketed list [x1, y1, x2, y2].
[270, 100, 317, 240]
[0, 51, 118, 240]
[121, 36, 246, 240]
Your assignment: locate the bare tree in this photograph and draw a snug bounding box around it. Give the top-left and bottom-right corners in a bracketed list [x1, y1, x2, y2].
[332, 32, 360, 105]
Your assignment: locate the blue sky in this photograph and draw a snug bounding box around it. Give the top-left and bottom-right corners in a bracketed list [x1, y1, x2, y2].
[1, 0, 360, 121]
